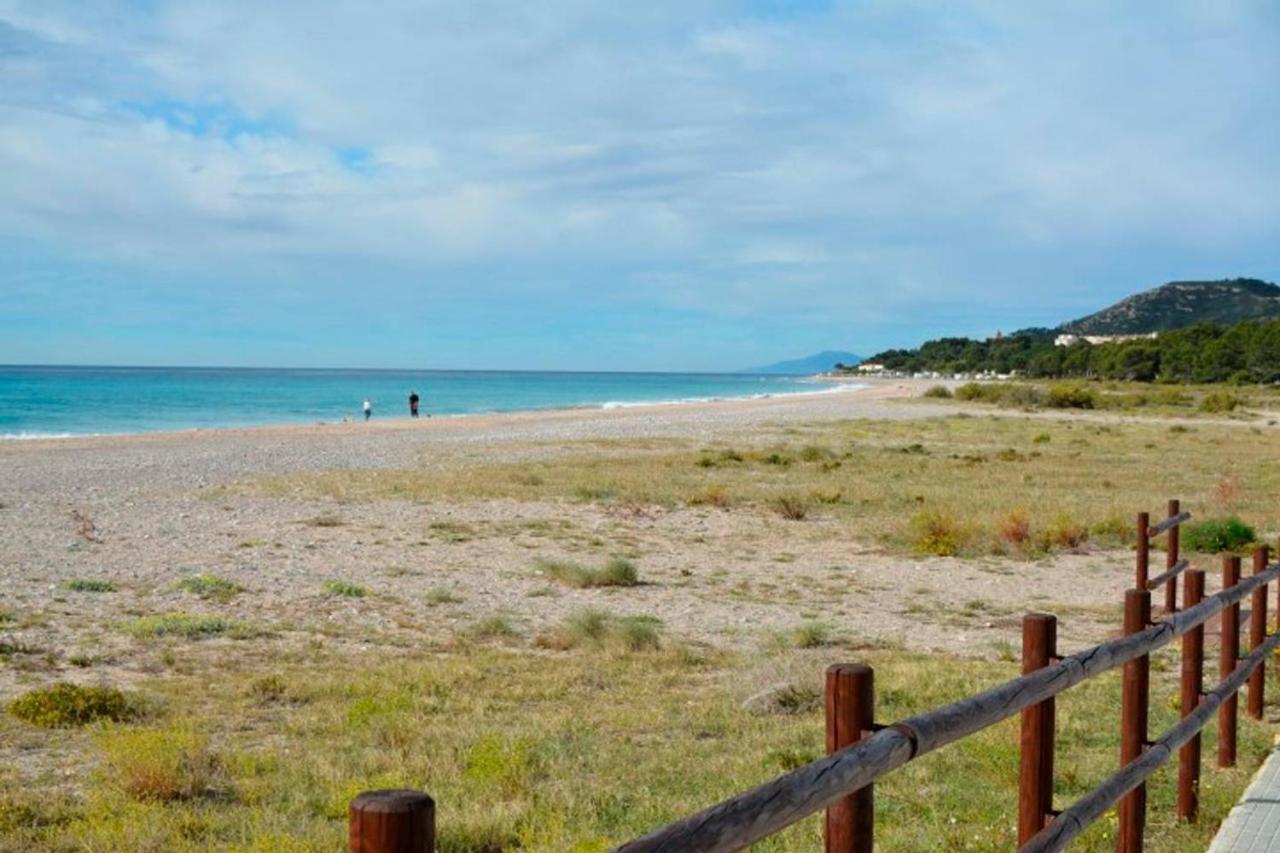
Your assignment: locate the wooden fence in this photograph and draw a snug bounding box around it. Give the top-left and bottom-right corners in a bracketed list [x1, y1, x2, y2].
[347, 500, 1280, 853]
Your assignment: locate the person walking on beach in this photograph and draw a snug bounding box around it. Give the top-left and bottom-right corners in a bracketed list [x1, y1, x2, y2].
[362, 399, 372, 421]
[409, 391, 420, 418]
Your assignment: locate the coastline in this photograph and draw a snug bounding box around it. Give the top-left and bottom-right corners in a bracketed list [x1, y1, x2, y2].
[0, 377, 890, 450]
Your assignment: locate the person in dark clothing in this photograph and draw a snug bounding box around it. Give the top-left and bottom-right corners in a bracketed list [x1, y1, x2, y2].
[409, 391, 420, 418]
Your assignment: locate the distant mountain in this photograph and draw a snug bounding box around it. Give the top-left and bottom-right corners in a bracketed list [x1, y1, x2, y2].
[1061, 278, 1280, 335]
[740, 350, 863, 375]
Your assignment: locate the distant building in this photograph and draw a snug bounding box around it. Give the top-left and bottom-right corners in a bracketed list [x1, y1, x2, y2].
[857, 362, 886, 373]
[1054, 332, 1158, 347]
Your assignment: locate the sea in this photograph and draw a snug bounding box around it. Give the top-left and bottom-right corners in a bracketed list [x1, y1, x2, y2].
[0, 365, 859, 439]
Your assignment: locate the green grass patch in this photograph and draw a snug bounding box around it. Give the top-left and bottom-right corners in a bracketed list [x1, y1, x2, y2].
[323, 580, 368, 598]
[122, 613, 252, 640]
[9, 683, 142, 728]
[63, 579, 115, 593]
[1182, 517, 1257, 554]
[536, 609, 663, 653]
[174, 574, 242, 601]
[537, 557, 640, 588]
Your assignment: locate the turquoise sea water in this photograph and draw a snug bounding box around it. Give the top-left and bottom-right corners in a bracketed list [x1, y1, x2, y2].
[0, 366, 855, 438]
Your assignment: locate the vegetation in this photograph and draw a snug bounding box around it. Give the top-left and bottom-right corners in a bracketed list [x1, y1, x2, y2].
[867, 316, 1280, 384]
[1181, 517, 1257, 554]
[0, 644, 1269, 850]
[8, 684, 141, 728]
[174, 574, 242, 601]
[323, 580, 368, 598]
[1064, 278, 1280, 335]
[536, 609, 663, 653]
[63, 579, 115, 593]
[537, 557, 640, 588]
[122, 613, 251, 640]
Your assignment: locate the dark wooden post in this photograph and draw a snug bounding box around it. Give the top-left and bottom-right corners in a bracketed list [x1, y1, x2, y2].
[826, 664, 874, 853]
[1177, 569, 1205, 822]
[1164, 500, 1180, 613]
[1219, 555, 1241, 768]
[1135, 512, 1150, 590]
[1117, 588, 1150, 853]
[1018, 614, 1058, 844]
[1249, 546, 1269, 720]
[349, 789, 435, 853]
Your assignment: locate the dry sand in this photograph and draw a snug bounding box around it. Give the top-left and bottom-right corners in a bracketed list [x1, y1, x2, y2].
[0, 380, 1136, 701]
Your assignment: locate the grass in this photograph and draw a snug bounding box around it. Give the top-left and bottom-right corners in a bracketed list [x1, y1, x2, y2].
[121, 613, 252, 640]
[536, 557, 640, 588]
[323, 580, 368, 598]
[1182, 517, 1257, 554]
[63, 579, 115, 593]
[174, 574, 242, 601]
[8, 684, 142, 728]
[235, 413, 1280, 559]
[0, 642, 1268, 851]
[425, 587, 465, 606]
[535, 609, 663, 653]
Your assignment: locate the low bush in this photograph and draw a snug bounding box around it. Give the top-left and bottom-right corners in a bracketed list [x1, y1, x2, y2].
[1042, 514, 1088, 550]
[1001, 384, 1046, 407]
[323, 580, 368, 598]
[425, 587, 464, 606]
[996, 509, 1031, 546]
[99, 726, 224, 801]
[123, 613, 249, 640]
[1182, 517, 1256, 553]
[770, 495, 811, 520]
[1046, 385, 1096, 409]
[922, 385, 952, 399]
[910, 510, 969, 556]
[788, 621, 833, 649]
[537, 557, 639, 588]
[465, 615, 518, 640]
[9, 683, 142, 728]
[175, 574, 242, 601]
[1200, 392, 1240, 414]
[536, 609, 662, 653]
[63, 579, 115, 593]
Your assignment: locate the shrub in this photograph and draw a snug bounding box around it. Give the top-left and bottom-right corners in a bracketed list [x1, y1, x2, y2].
[996, 509, 1031, 546]
[1182, 517, 1256, 553]
[539, 609, 664, 653]
[304, 514, 344, 527]
[99, 726, 224, 801]
[770, 495, 811, 521]
[761, 452, 793, 466]
[1001, 385, 1046, 407]
[63, 579, 115, 593]
[1046, 385, 1096, 409]
[247, 675, 288, 703]
[1043, 514, 1088, 550]
[1033, 432, 1051, 444]
[789, 621, 832, 649]
[910, 510, 968, 556]
[323, 580, 368, 598]
[923, 385, 952, 399]
[465, 615, 517, 640]
[1200, 392, 1240, 414]
[9, 683, 141, 728]
[954, 383, 986, 401]
[687, 486, 730, 508]
[537, 557, 639, 588]
[175, 575, 242, 601]
[123, 614, 247, 640]
[799, 445, 834, 462]
[425, 587, 464, 606]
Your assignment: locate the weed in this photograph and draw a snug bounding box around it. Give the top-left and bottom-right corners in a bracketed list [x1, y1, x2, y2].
[910, 510, 968, 557]
[9, 683, 142, 728]
[1183, 517, 1256, 553]
[1033, 433, 1052, 444]
[1042, 514, 1088, 550]
[536, 609, 663, 653]
[323, 580, 368, 598]
[923, 385, 953, 399]
[1046, 385, 1096, 409]
[788, 621, 832, 649]
[770, 495, 811, 521]
[996, 509, 1031, 546]
[123, 613, 249, 640]
[427, 521, 474, 543]
[425, 587, 464, 606]
[537, 557, 639, 588]
[1200, 392, 1240, 413]
[304, 514, 344, 527]
[247, 675, 288, 703]
[761, 452, 793, 466]
[175, 574, 242, 601]
[688, 486, 731, 508]
[99, 726, 224, 801]
[465, 615, 518, 640]
[63, 579, 115, 593]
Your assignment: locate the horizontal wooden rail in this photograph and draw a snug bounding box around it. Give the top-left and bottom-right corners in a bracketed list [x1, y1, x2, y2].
[615, 562, 1280, 853]
[1021, 626, 1280, 852]
[1147, 511, 1191, 537]
[1145, 558, 1189, 592]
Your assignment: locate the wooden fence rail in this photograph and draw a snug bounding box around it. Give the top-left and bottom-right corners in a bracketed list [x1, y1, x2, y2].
[346, 501, 1280, 852]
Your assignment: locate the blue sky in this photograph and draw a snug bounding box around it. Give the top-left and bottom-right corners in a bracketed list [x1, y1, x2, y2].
[1, 1, 1277, 370]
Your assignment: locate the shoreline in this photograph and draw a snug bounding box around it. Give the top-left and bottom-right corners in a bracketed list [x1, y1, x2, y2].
[0, 377, 888, 449]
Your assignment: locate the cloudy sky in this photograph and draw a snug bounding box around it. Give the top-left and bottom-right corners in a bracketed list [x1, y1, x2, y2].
[2, 1, 1277, 370]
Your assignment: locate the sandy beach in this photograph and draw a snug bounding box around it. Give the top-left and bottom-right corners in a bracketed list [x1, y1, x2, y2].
[0, 379, 1142, 702]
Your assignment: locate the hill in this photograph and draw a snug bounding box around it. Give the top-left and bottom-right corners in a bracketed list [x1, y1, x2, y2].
[1061, 278, 1280, 335]
[740, 350, 863, 375]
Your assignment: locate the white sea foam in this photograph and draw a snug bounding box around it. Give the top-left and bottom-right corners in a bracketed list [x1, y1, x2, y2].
[594, 381, 865, 410]
[0, 431, 83, 440]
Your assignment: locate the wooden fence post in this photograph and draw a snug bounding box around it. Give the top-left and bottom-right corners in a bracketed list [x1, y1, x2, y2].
[1164, 500, 1180, 614]
[1018, 614, 1058, 844]
[1177, 569, 1205, 822]
[826, 664, 874, 853]
[349, 789, 435, 853]
[1249, 546, 1269, 720]
[1219, 555, 1241, 768]
[1117, 588, 1151, 853]
[1135, 512, 1150, 590]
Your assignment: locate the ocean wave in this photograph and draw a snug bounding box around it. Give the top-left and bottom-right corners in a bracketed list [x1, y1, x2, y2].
[0, 431, 84, 440]
[595, 382, 865, 410]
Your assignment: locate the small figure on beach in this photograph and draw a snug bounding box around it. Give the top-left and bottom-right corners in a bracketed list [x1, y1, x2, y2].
[362, 399, 372, 421]
[409, 391, 420, 418]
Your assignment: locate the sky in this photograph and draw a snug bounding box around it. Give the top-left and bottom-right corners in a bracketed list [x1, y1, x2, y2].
[1, 1, 1278, 371]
